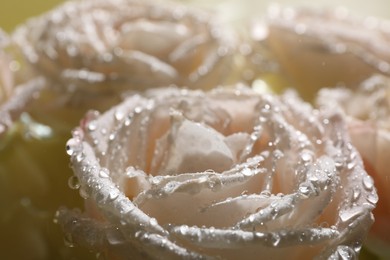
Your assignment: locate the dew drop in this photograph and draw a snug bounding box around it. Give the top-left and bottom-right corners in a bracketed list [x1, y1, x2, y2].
[79, 186, 89, 199]
[108, 190, 120, 201]
[362, 175, 374, 190]
[134, 106, 142, 114]
[299, 232, 306, 242]
[68, 176, 80, 190]
[87, 121, 97, 132]
[66, 138, 79, 156]
[109, 133, 116, 141]
[337, 245, 355, 260]
[260, 190, 271, 197]
[242, 168, 253, 177]
[149, 218, 158, 226]
[180, 225, 189, 235]
[300, 150, 313, 162]
[367, 193, 379, 204]
[298, 185, 311, 197]
[271, 234, 281, 246]
[76, 153, 85, 162]
[114, 110, 125, 121]
[99, 168, 110, 178]
[352, 188, 361, 201]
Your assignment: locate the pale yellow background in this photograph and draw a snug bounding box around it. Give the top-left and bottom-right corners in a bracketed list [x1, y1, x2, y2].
[1, 0, 390, 33]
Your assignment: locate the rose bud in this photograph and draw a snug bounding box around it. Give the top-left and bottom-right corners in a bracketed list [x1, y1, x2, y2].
[58, 86, 376, 259]
[12, 0, 237, 99]
[317, 75, 390, 258]
[259, 5, 390, 100]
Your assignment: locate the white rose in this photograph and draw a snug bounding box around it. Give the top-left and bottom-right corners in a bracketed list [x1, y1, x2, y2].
[259, 5, 390, 100]
[317, 75, 390, 258]
[58, 87, 376, 259]
[12, 0, 237, 97]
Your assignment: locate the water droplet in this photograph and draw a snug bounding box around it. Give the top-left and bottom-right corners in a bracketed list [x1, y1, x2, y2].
[79, 186, 89, 199]
[68, 176, 80, 189]
[66, 138, 79, 156]
[99, 168, 110, 178]
[362, 175, 374, 190]
[134, 106, 142, 114]
[108, 190, 120, 201]
[242, 168, 253, 177]
[109, 133, 116, 141]
[114, 110, 125, 121]
[180, 225, 189, 235]
[87, 121, 97, 132]
[300, 150, 313, 162]
[367, 193, 379, 204]
[273, 149, 283, 159]
[271, 234, 281, 246]
[337, 245, 355, 260]
[149, 218, 158, 226]
[299, 232, 306, 242]
[352, 241, 362, 253]
[260, 190, 271, 197]
[352, 188, 361, 201]
[76, 153, 85, 162]
[298, 184, 311, 197]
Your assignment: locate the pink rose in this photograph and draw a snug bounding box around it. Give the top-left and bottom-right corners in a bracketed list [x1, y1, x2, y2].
[259, 5, 390, 100]
[58, 87, 376, 259]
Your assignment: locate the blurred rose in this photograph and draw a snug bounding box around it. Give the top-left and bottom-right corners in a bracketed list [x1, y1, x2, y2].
[12, 0, 237, 98]
[317, 75, 390, 258]
[260, 5, 390, 100]
[58, 86, 376, 259]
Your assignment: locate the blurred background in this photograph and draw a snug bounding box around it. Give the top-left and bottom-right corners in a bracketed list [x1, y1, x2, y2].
[1, 0, 390, 33]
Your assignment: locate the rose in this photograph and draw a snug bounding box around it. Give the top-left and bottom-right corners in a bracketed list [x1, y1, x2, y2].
[260, 5, 390, 100]
[12, 0, 237, 97]
[317, 75, 390, 258]
[57, 86, 376, 259]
